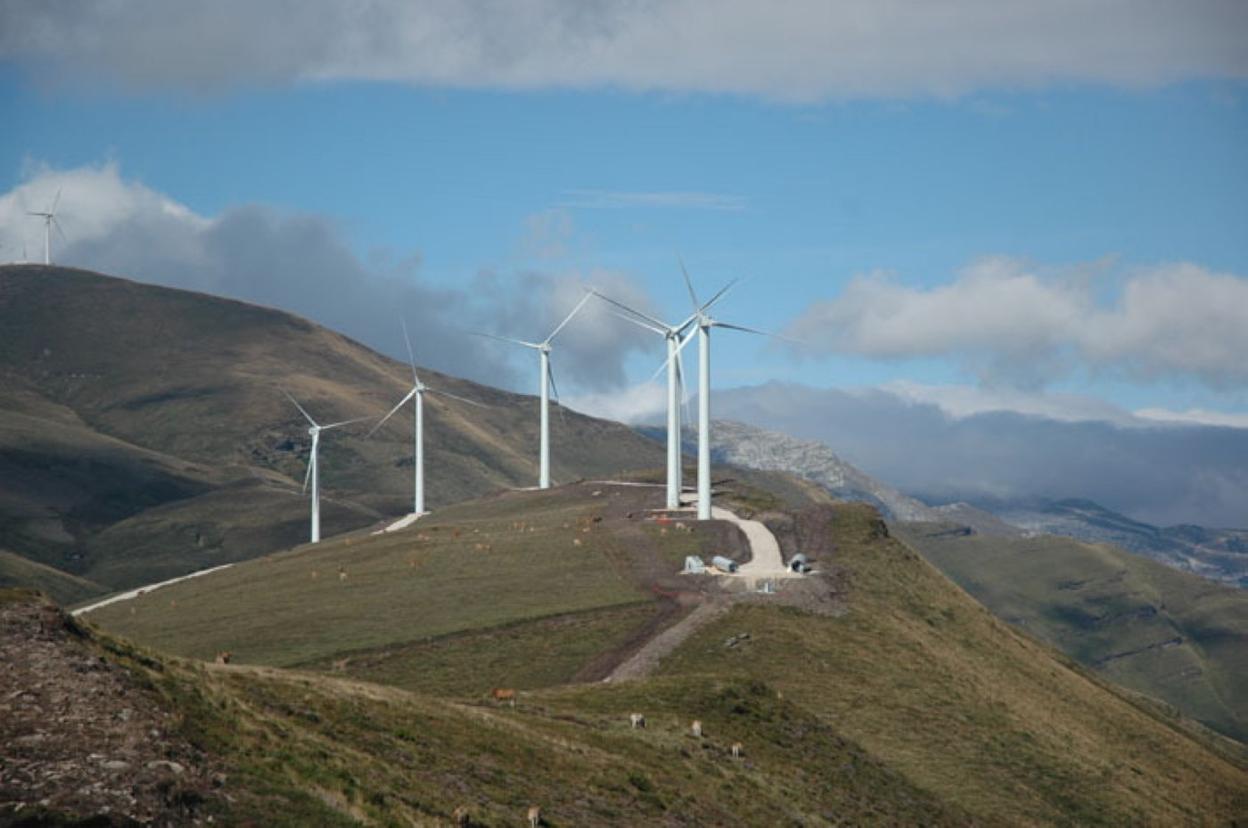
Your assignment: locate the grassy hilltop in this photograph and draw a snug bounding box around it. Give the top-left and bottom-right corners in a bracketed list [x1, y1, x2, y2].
[77, 479, 1248, 826]
[0, 264, 664, 593]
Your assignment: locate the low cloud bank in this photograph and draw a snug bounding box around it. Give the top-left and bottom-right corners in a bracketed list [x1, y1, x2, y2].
[714, 382, 1248, 528]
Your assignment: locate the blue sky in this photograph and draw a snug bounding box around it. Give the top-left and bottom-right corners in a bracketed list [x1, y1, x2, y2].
[2, 2, 1247, 426]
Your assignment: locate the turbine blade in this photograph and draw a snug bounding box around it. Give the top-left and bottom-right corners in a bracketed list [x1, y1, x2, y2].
[50, 188, 61, 214]
[302, 455, 313, 494]
[471, 331, 542, 349]
[52, 216, 67, 242]
[606, 307, 667, 337]
[675, 348, 693, 433]
[399, 317, 421, 385]
[428, 388, 488, 408]
[547, 362, 566, 425]
[544, 290, 593, 344]
[592, 289, 671, 333]
[366, 388, 418, 438]
[282, 389, 318, 427]
[699, 278, 739, 313]
[714, 320, 800, 342]
[647, 326, 698, 384]
[678, 256, 700, 309]
[321, 415, 371, 431]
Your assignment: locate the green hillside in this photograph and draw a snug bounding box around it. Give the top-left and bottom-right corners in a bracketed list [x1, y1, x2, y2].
[0, 264, 664, 592]
[895, 522, 1248, 744]
[0, 549, 104, 605]
[82, 482, 1248, 825]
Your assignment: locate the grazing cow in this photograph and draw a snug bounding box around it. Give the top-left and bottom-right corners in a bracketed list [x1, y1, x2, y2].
[731, 742, 743, 759]
[452, 804, 470, 826]
[527, 804, 541, 827]
[690, 719, 703, 738]
[338, 568, 347, 582]
[332, 657, 350, 672]
[492, 687, 517, 708]
[214, 651, 232, 665]
[629, 713, 646, 729]
[573, 538, 582, 547]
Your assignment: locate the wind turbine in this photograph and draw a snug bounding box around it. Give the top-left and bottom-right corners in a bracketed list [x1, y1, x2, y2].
[27, 189, 64, 266]
[475, 291, 593, 489]
[590, 289, 707, 510]
[369, 319, 487, 515]
[283, 390, 369, 543]
[658, 263, 777, 520]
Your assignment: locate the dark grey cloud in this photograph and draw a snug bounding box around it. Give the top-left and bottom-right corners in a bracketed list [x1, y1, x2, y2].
[714, 382, 1248, 528]
[3, 1, 1246, 100]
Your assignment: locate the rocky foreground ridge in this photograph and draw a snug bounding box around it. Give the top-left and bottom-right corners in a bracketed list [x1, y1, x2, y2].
[0, 590, 224, 826]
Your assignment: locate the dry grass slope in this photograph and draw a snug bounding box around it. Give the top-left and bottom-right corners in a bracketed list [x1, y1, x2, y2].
[0, 264, 665, 592]
[82, 482, 1248, 826]
[897, 522, 1248, 743]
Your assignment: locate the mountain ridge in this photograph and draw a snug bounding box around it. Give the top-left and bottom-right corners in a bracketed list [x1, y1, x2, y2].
[0, 264, 665, 592]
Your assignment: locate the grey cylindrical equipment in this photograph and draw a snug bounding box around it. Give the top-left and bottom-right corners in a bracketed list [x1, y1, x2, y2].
[712, 555, 739, 573]
[790, 553, 809, 573]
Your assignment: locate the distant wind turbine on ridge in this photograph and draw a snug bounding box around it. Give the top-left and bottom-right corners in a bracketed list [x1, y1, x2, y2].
[591, 288, 712, 510]
[27, 189, 64, 266]
[283, 390, 369, 543]
[474, 291, 593, 489]
[369, 318, 487, 515]
[658, 262, 783, 520]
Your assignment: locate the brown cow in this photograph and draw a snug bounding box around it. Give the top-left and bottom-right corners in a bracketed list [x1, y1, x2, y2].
[491, 687, 517, 708]
[214, 651, 232, 665]
[527, 804, 541, 827]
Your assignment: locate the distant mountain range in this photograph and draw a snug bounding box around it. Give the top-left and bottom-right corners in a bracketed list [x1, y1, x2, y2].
[703, 419, 1248, 588]
[992, 498, 1248, 588]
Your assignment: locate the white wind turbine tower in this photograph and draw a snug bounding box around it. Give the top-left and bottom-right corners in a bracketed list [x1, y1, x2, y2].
[590, 289, 711, 510]
[659, 263, 777, 520]
[284, 390, 369, 543]
[475, 291, 593, 489]
[369, 319, 487, 515]
[27, 189, 64, 266]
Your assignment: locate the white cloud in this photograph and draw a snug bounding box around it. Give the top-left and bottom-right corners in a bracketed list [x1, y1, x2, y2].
[788, 257, 1248, 389]
[1134, 408, 1248, 429]
[0, 160, 208, 265]
[559, 190, 746, 211]
[565, 382, 669, 424]
[2, 1, 1245, 100]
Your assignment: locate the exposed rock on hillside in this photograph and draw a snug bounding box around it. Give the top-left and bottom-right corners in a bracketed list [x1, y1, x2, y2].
[0, 590, 223, 826]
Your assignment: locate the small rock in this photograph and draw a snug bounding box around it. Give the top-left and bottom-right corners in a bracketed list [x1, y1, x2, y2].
[146, 760, 185, 775]
[102, 760, 131, 772]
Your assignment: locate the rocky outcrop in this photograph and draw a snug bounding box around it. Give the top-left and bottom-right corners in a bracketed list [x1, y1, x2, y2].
[0, 589, 223, 826]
